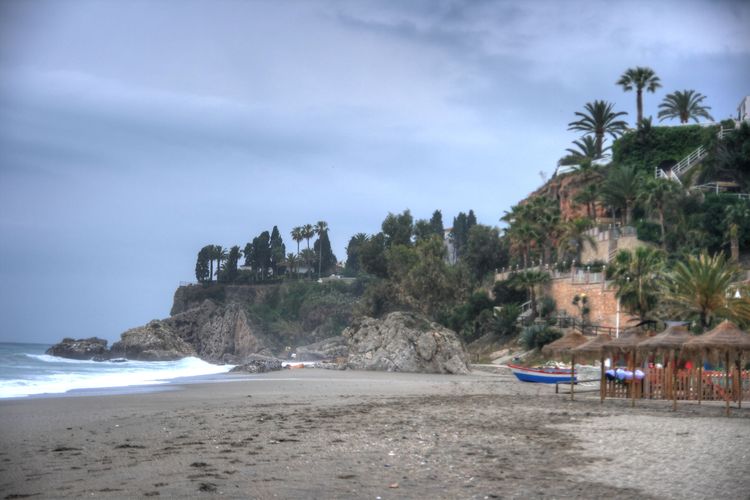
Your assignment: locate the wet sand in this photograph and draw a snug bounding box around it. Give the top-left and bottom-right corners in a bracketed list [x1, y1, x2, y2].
[1, 369, 748, 499]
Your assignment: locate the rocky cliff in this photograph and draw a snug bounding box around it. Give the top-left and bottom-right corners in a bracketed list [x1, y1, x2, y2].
[164, 299, 276, 363]
[528, 171, 607, 220]
[47, 283, 472, 374]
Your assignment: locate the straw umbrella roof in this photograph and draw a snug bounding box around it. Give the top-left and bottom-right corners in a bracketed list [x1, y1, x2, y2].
[571, 333, 614, 356]
[683, 320, 750, 354]
[541, 331, 588, 356]
[636, 325, 692, 354]
[602, 330, 655, 354]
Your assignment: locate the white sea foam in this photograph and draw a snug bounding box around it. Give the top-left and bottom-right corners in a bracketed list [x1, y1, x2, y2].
[0, 351, 234, 398]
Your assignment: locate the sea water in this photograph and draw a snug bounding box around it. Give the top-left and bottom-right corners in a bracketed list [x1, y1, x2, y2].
[0, 342, 234, 399]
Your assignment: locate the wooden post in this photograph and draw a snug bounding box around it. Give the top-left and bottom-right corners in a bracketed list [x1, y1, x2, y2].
[738, 356, 743, 410]
[725, 352, 730, 417]
[698, 365, 702, 405]
[630, 347, 638, 408]
[570, 354, 576, 401]
[672, 351, 677, 411]
[600, 354, 605, 404]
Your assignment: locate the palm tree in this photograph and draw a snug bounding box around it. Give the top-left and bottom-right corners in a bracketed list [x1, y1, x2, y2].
[573, 183, 599, 219]
[314, 220, 328, 279]
[302, 224, 315, 278]
[657, 90, 714, 124]
[299, 248, 316, 277]
[568, 100, 629, 158]
[565, 136, 607, 162]
[505, 218, 537, 269]
[638, 177, 680, 249]
[557, 218, 597, 263]
[521, 196, 561, 266]
[291, 227, 304, 258]
[214, 245, 228, 279]
[616, 66, 661, 127]
[724, 201, 749, 262]
[599, 164, 641, 225]
[509, 270, 550, 321]
[608, 247, 665, 323]
[662, 253, 747, 330]
[285, 252, 298, 278]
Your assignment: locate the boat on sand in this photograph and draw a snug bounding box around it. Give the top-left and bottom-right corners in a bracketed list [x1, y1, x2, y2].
[508, 364, 576, 384]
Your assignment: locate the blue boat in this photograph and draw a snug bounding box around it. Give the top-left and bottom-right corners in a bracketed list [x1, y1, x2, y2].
[508, 364, 576, 384]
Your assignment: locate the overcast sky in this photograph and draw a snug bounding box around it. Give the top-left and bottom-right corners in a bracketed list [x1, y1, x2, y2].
[1, 0, 749, 344]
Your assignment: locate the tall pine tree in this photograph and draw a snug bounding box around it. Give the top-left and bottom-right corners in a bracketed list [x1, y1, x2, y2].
[269, 226, 286, 277]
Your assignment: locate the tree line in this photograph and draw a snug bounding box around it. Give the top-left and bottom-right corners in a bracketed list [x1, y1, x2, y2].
[195, 222, 336, 284]
[190, 65, 749, 343]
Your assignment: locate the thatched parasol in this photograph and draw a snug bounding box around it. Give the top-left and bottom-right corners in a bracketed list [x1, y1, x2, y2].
[637, 325, 692, 411]
[603, 330, 654, 354]
[683, 320, 750, 354]
[636, 325, 692, 354]
[542, 331, 589, 400]
[603, 330, 655, 407]
[572, 333, 614, 356]
[683, 320, 750, 416]
[571, 334, 613, 404]
[541, 331, 589, 356]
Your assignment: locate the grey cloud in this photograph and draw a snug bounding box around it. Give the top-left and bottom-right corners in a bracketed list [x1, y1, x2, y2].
[1, 0, 749, 343]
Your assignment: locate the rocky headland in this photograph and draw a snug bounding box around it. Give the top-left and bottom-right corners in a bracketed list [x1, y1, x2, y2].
[47, 282, 471, 374]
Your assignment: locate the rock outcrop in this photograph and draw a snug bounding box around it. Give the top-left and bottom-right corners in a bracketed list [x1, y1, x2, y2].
[229, 354, 282, 374]
[529, 170, 607, 221]
[164, 300, 275, 363]
[296, 336, 348, 361]
[46, 337, 110, 360]
[110, 321, 196, 361]
[343, 311, 470, 374]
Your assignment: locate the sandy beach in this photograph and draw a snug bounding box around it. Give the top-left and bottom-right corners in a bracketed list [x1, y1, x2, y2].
[1, 368, 748, 499]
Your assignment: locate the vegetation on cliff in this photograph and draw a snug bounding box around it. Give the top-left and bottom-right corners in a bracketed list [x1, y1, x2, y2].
[180, 66, 750, 348]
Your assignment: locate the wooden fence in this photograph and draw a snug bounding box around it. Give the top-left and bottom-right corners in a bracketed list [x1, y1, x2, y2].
[603, 368, 750, 403]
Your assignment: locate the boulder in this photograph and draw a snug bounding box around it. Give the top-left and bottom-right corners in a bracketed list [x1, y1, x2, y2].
[343, 311, 470, 374]
[296, 336, 349, 361]
[311, 361, 347, 370]
[110, 320, 196, 361]
[229, 354, 282, 374]
[46, 337, 110, 360]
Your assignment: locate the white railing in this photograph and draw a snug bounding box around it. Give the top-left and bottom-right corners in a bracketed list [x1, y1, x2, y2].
[654, 126, 735, 181]
[672, 145, 707, 177]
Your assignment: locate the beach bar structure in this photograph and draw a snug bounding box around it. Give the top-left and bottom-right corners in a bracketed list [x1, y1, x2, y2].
[602, 330, 654, 406]
[541, 331, 588, 400]
[635, 325, 692, 411]
[682, 320, 750, 416]
[587, 321, 750, 416]
[570, 333, 613, 403]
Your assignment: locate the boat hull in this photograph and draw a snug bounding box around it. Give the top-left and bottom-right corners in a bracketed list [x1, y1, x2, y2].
[508, 364, 576, 384]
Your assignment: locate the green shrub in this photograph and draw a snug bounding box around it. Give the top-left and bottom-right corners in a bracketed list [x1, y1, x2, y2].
[636, 219, 662, 245]
[520, 324, 562, 350]
[580, 260, 607, 273]
[492, 279, 527, 305]
[612, 125, 717, 173]
[538, 295, 556, 319]
[493, 304, 520, 338]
